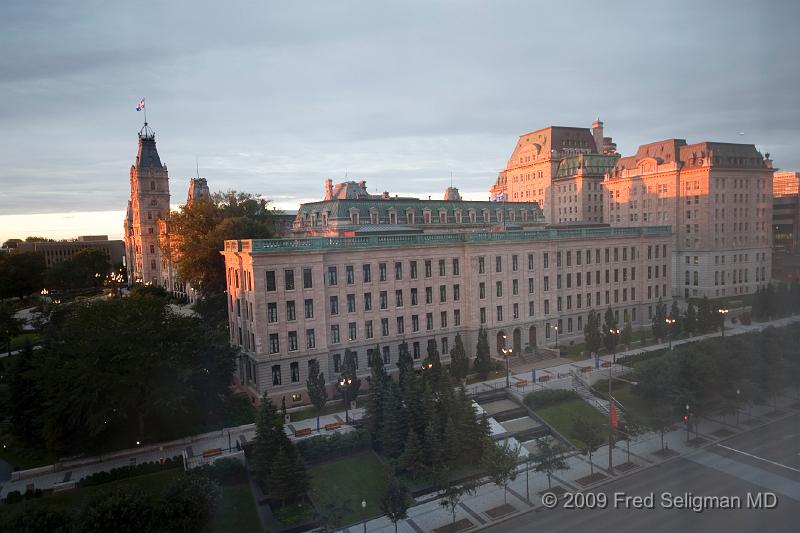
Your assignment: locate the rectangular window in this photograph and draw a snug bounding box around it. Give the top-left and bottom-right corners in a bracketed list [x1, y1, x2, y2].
[333, 353, 341, 373]
[397, 316, 404, 334]
[269, 334, 279, 354]
[272, 365, 281, 386]
[496, 281, 503, 297]
[306, 329, 315, 349]
[454, 309, 461, 326]
[513, 303, 519, 319]
[365, 320, 373, 339]
[328, 266, 338, 286]
[426, 287, 433, 304]
[347, 294, 356, 313]
[268, 302, 278, 323]
[496, 256, 502, 273]
[512, 279, 519, 295]
[363, 293, 372, 312]
[412, 314, 419, 332]
[543, 252, 549, 269]
[379, 263, 387, 281]
[395, 262, 403, 280]
[286, 301, 296, 321]
[452, 258, 460, 276]
[395, 289, 403, 307]
[453, 284, 460, 301]
[363, 264, 371, 282]
[496, 305, 503, 321]
[330, 296, 339, 315]
[528, 278, 534, 293]
[346, 265, 354, 285]
[439, 285, 447, 302]
[426, 313, 434, 330]
[528, 301, 534, 317]
[479, 282, 486, 299]
[380, 291, 388, 310]
[544, 276, 549, 291]
[303, 268, 313, 289]
[528, 253, 534, 270]
[512, 255, 519, 271]
[284, 269, 295, 290]
[425, 260, 432, 277]
[544, 299, 550, 314]
[382, 346, 390, 365]
[440, 311, 447, 328]
[291, 362, 300, 383]
[331, 325, 340, 344]
[348, 322, 357, 341]
[411, 288, 418, 305]
[413, 342, 421, 359]
[439, 259, 446, 276]
[478, 257, 485, 274]
[288, 331, 298, 351]
[410, 261, 418, 279]
[381, 318, 389, 336]
[480, 307, 486, 324]
[266, 271, 276, 291]
[304, 299, 314, 319]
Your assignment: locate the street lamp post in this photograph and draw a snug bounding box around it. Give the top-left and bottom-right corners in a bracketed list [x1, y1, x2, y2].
[736, 388, 741, 427]
[665, 318, 676, 350]
[501, 347, 512, 388]
[718, 308, 729, 337]
[525, 453, 531, 503]
[338, 376, 353, 424]
[685, 403, 691, 442]
[362, 499, 367, 533]
[608, 327, 620, 472]
[553, 325, 560, 350]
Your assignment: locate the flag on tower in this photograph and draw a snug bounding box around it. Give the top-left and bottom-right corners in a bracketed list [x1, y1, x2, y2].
[136, 98, 145, 111]
[610, 403, 619, 428]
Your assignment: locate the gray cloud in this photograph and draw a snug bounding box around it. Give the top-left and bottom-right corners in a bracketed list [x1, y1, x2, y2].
[1, 0, 798, 216]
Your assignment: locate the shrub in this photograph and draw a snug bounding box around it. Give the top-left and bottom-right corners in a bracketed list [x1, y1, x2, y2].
[523, 389, 579, 410]
[158, 472, 220, 533]
[0, 503, 74, 533]
[78, 456, 181, 487]
[198, 457, 247, 485]
[296, 429, 371, 463]
[79, 488, 155, 533]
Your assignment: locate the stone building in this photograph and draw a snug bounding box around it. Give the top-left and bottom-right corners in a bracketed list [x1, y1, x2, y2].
[224, 184, 672, 404]
[603, 139, 773, 299]
[489, 119, 617, 223]
[772, 170, 800, 280]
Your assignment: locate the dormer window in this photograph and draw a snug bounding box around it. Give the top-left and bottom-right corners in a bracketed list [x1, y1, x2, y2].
[322, 213, 329, 226]
[469, 210, 477, 223]
[482, 209, 490, 223]
[389, 210, 397, 224]
[406, 210, 415, 224]
[370, 209, 378, 224]
[521, 210, 528, 222]
[496, 210, 503, 223]
[454, 210, 462, 224]
[439, 210, 447, 223]
[350, 211, 359, 224]
[423, 210, 431, 224]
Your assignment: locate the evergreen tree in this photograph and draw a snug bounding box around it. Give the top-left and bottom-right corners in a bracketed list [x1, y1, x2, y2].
[399, 429, 426, 480]
[442, 416, 462, 468]
[0, 301, 23, 356]
[381, 382, 406, 459]
[473, 326, 492, 379]
[306, 359, 327, 432]
[269, 443, 309, 505]
[449, 333, 469, 382]
[602, 307, 619, 353]
[423, 417, 444, 476]
[584, 310, 602, 354]
[620, 317, 633, 349]
[381, 474, 411, 533]
[337, 348, 361, 412]
[669, 301, 682, 336]
[365, 347, 388, 450]
[684, 303, 697, 335]
[423, 339, 443, 390]
[652, 299, 667, 341]
[8, 343, 40, 445]
[396, 340, 413, 394]
[252, 395, 287, 488]
[696, 296, 712, 333]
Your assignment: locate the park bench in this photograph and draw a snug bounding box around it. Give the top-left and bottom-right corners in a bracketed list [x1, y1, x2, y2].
[538, 375, 551, 382]
[293, 427, 313, 438]
[324, 421, 342, 431]
[202, 448, 222, 458]
[514, 379, 528, 387]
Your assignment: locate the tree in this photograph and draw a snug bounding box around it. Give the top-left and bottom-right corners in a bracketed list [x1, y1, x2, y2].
[583, 310, 602, 355]
[381, 382, 406, 459]
[0, 252, 46, 299]
[80, 487, 155, 533]
[0, 301, 23, 356]
[620, 317, 633, 349]
[484, 440, 520, 503]
[269, 444, 309, 505]
[252, 395, 288, 487]
[33, 294, 237, 453]
[306, 359, 328, 432]
[399, 429, 425, 480]
[684, 303, 697, 335]
[337, 349, 361, 411]
[473, 326, 492, 379]
[159, 472, 221, 533]
[438, 480, 476, 524]
[0, 504, 73, 533]
[381, 474, 411, 533]
[45, 248, 110, 291]
[166, 191, 278, 298]
[696, 296, 712, 333]
[533, 438, 569, 489]
[8, 343, 41, 445]
[423, 339, 443, 389]
[396, 340, 414, 394]
[651, 299, 667, 341]
[365, 347, 388, 450]
[449, 333, 469, 382]
[669, 301, 682, 336]
[602, 307, 619, 354]
[571, 415, 604, 475]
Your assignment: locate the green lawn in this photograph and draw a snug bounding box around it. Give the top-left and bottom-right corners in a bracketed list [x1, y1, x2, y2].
[607, 383, 649, 423]
[309, 451, 390, 527]
[39, 469, 182, 510]
[212, 482, 261, 533]
[536, 398, 608, 449]
[8, 332, 41, 352]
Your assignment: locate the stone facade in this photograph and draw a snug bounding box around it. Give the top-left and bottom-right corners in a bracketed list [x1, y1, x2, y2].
[603, 140, 773, 299]
[17, 235, 124, 269]
[223, 226, 673, 404]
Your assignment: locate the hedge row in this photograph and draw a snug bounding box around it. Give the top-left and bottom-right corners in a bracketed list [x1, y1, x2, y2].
[295, 429, 371, 463]
[77, 456, 181, 487]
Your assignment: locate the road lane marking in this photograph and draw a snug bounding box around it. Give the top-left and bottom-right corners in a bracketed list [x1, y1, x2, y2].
[716, 444, 800, 474]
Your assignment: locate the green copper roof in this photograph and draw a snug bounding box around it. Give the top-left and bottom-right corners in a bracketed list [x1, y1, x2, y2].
[225, 225, 672, 254]
[555, 153, 620, 179]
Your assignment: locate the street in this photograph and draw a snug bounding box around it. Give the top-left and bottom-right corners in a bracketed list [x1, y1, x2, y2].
[486, 414, 800, 533]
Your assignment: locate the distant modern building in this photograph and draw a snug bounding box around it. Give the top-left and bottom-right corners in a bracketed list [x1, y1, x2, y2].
[772, 170, 800, 280]
[603, 139, 773, 300]
[17, 235, 124, 268]
[224, 182, 672, 404]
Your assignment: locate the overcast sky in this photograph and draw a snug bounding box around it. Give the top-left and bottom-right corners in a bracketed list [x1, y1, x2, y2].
[1, 0, 798, 242]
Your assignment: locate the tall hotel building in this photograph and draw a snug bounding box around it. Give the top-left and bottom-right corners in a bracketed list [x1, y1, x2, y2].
[492, 119, 774, 300]
[223, 180, 672, 404]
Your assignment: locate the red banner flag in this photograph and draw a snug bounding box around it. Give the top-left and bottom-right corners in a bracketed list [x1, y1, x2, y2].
[610, 403, 619, 428]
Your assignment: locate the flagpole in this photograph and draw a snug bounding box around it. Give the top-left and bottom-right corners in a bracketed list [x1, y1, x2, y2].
[143, 98, 147, 125]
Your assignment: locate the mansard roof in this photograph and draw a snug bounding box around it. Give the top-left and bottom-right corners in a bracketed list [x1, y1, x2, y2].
[135, 136, 163, 170]
[296, 198, 545, 221]
[555, 153, 620, 179]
